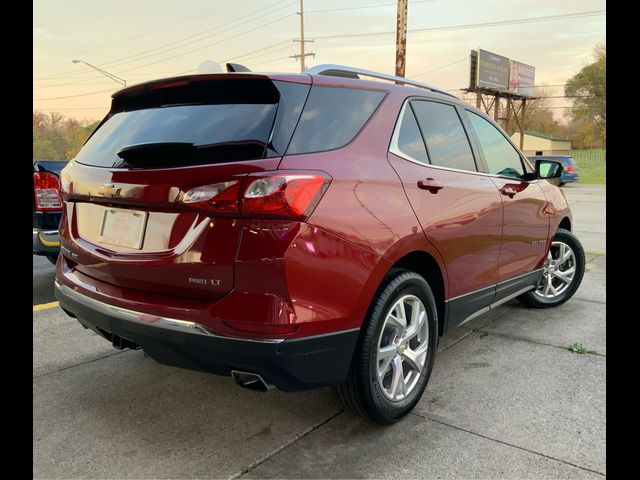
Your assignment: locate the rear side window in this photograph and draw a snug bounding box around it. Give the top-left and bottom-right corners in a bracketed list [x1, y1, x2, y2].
[411, 101, 477, 172]
[286, 86, 386, 154]
[75, 80, 309, 169]
[392, 105, 428, 164]
[465, 111, 525, 179]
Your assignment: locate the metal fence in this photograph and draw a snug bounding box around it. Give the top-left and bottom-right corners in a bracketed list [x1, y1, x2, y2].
[571, 149, 606, 164]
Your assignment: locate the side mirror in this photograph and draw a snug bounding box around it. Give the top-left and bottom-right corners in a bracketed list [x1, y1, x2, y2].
[535, 159, 563, 180]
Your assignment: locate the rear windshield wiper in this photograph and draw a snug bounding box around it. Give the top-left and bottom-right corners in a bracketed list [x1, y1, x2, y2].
[115, 141, 268, 168]
[116, 142, 195, 167]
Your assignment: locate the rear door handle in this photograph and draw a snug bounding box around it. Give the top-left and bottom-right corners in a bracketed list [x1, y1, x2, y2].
[500, 186, 517, 198]
[417, 178, 444, 193]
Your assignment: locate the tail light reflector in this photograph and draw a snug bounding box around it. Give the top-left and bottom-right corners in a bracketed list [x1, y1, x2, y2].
[565, 166, 574, 173]
[34, 172, 63, 211]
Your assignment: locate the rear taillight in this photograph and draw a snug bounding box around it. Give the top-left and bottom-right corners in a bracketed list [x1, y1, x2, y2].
[565, 166, 574, 173]
[181, 171, 331, 220]
[241, 172, 330, 219]
[33, 172, 63, 211]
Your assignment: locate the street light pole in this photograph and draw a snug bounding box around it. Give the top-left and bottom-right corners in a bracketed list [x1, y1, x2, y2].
[71, 59, 127, 86]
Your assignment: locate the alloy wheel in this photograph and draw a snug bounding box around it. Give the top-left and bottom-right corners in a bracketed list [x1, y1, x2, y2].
[376, 294, 429, 402]
[534, 241, 576, 299]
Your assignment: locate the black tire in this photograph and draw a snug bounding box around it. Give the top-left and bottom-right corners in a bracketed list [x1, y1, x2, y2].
[45, 254, 58, 265]
[332, 270, 438, 425]
[518, 228, 585, 309]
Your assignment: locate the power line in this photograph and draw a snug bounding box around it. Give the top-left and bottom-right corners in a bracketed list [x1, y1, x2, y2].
[445, 82, 605, 92]
[112, 13, 295, 75]
[412, 57, 467, 78]
[38, 11, 294, 85]
[34, 0, 295, 81]
[99, 0, 296, 71]
[34, 0, 237, 65]
[235, 44, 295, 64]
[222, 40, 291, 63]
[313, 10, 606, 40]
[306, 0, 434, 14]
[34, 88, 115, 102]
[35, 69, 205, 89]
[36, 41, 293, 90]
[35, 41, 296, 101]
[539, 95, 606, 99]
[251, 56, 293, 67]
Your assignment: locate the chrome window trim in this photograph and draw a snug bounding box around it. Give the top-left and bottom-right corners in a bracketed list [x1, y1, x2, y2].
[391, 136, 537, 182]
[388, 102, 430, 166]
[389, 98, 539, 182]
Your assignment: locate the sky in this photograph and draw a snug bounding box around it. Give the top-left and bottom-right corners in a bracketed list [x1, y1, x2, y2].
[33, 0, 606, 122]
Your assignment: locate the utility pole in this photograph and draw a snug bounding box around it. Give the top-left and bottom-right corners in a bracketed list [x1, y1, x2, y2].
[291, 0, 315, 72]
[395, 0, 408, 77]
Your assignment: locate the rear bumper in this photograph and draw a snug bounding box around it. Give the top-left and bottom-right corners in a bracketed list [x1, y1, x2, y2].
[33, 229, 60, 255]
[54, 281, 359, 391]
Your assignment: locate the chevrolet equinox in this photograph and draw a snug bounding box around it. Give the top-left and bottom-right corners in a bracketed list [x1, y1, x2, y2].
[54, 64, 585, 424]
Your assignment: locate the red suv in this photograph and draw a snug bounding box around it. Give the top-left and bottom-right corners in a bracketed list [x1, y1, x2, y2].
[55, 64, 585, 424]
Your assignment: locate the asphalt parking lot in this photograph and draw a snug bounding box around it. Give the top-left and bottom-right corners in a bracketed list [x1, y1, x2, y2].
[33, 183, 605, 479]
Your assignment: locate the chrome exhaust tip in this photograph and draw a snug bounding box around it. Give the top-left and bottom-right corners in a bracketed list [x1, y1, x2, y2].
[231, 370, 274, 392]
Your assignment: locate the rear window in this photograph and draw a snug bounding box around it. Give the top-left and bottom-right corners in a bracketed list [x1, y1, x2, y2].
[286, 86, 386, 154]
[75, 80, 309, 168]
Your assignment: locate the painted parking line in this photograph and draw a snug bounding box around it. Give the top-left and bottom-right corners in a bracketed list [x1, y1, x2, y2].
[33, 301, 59, 312]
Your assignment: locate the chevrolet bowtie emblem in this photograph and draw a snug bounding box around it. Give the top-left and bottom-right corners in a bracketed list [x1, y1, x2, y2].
[97, 184, 122, 198]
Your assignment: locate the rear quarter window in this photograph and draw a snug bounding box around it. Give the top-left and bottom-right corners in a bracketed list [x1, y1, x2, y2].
[286, 86, 386, 154]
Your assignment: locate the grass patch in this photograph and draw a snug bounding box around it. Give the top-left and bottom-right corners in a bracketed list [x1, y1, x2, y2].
[566, 343, 598, 355]
[571, 150, 606, 185]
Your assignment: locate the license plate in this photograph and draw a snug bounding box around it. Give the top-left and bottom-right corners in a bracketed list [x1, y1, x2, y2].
[99, 208, 148, 249]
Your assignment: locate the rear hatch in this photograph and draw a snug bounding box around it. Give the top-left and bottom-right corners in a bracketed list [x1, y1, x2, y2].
[59, 74, 311, 300]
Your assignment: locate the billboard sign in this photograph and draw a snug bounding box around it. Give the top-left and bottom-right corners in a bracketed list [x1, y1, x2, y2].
[469, 49, 535, 97]
[508, 60, 535, 97]
[476, 49, 510, 91]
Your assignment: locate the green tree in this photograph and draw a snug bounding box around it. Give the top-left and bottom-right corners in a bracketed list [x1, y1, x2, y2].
[33, 111, 100, 160]
[565, 42, 606, 148]
[524, 84, 562, 136]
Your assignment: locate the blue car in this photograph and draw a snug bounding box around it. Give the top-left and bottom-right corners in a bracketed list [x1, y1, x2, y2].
[528, 155, 579, 186]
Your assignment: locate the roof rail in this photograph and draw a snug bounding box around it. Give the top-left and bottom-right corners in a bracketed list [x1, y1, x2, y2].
[304, 64, 456, 98]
